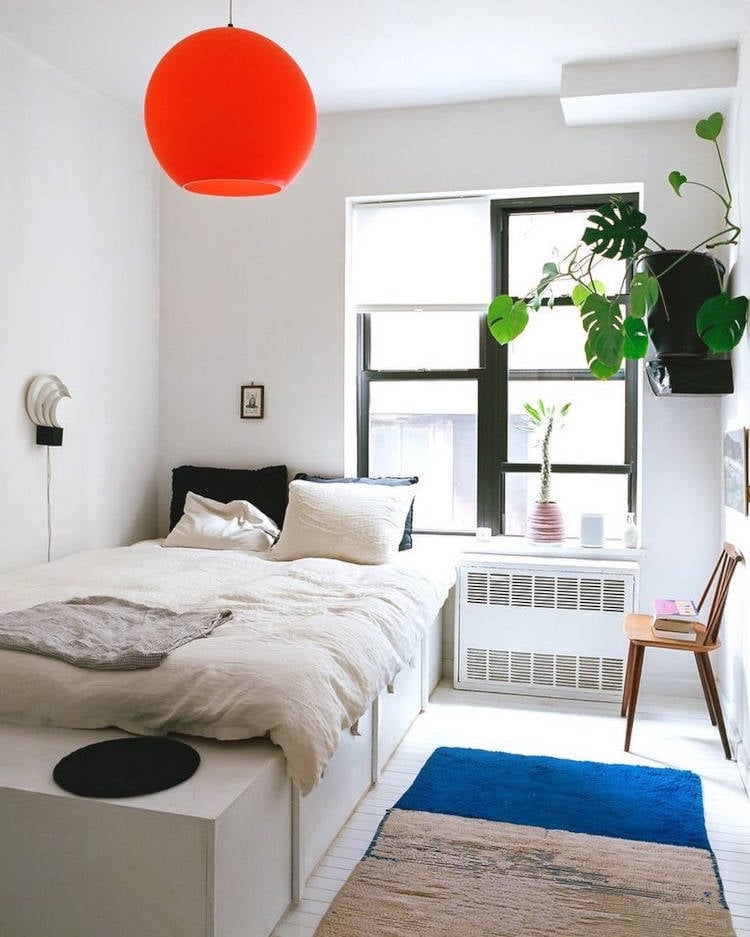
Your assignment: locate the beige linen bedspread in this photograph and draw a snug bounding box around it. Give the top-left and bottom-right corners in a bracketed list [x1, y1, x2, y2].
[0, 541, 454, 793]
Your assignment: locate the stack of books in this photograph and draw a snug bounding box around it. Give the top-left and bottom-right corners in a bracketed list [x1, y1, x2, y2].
[652, 598, 699, 641]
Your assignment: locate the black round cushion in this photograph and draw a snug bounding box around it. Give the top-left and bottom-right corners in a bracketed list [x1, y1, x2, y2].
[53, 737, 200, 798]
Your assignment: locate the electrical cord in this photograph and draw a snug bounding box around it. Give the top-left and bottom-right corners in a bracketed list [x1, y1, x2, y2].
[46, 445, 52, 562]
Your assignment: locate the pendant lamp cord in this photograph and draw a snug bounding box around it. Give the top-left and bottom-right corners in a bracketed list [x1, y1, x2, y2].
[228, 0, 233, 26]
[46, 445, 53, 563]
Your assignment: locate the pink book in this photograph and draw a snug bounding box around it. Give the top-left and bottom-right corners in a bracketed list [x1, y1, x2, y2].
[653, 598, 698, 622]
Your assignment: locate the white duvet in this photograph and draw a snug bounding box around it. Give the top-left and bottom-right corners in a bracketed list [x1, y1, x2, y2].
[0, 542, 454, 794]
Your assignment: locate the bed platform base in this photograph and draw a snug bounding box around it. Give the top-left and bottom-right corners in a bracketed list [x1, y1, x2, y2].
[0, 617, 441, 937]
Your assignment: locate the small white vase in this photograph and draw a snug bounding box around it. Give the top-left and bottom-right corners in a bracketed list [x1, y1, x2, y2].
[623, 513, 638, 548]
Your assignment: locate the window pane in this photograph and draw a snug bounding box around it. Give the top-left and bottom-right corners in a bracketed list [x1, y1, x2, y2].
[508, 303, 627, 372]
[508, 304, 589, 370]
[504, 473, 629, 539]
[352, 199, 491, 305]
[369, 381, 477, 531]
[508, 381, 625, 464]
[369, 310, 480, 370]
[507, 209, 626, 299]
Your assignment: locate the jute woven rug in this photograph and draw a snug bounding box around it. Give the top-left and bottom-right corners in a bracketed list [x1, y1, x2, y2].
[315, 748, 735, 937]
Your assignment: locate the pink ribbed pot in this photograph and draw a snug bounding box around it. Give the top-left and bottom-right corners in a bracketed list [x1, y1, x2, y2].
[526, 501, 565, 544]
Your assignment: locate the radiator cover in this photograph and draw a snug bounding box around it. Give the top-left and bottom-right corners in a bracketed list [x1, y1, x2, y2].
[454, 554, 639, 700]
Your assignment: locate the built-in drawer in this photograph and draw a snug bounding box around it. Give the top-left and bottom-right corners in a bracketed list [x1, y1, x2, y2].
[377, 655, 422, 770]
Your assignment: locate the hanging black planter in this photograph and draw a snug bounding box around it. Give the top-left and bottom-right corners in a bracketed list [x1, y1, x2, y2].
[635, 250, 725, 357]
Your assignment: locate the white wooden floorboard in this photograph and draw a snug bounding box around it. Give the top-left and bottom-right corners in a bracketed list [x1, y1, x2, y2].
[272, 683, 750, 937]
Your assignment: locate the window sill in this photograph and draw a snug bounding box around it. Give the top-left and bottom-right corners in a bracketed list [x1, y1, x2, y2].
[412, 533, 644, 564]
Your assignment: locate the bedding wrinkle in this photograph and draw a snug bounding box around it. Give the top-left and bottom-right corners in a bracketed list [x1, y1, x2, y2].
[0, 542, 454, 794]
[0, 597, 231, 670]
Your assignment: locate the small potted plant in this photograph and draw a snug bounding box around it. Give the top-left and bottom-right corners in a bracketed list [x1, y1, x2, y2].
[488, 112, 748, 381]
[523, 400, 570, 544]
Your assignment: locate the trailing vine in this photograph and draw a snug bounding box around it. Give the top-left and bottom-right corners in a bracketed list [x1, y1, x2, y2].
[488, 112, 748, 379]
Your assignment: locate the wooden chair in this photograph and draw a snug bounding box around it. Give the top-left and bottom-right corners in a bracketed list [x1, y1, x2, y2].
[621, 542, 743, 759]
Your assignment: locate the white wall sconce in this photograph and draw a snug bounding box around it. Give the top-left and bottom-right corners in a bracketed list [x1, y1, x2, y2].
[25, 374, 71, 562]
[25, 374, 71, 446]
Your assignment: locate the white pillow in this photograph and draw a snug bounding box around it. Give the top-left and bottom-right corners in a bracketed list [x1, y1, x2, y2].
[271, 479, 416, 564]
[163, 491, 280, 552]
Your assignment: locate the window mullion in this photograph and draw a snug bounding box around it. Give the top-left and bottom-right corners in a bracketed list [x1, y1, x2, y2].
[356, 314, 370, 476]
[501, 463, 632, 474]
[477, 328, 505, 533]
[477, 200, 509, 534]
[624, 357, 638, 512]
[362, 369, 482, 381]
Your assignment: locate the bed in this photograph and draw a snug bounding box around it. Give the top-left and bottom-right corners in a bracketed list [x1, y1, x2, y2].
[0, 535, 454, 937]
[0, 538, 453, 791]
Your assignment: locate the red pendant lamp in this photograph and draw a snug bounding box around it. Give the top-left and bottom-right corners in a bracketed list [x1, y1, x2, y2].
[144, 4, 316, 197]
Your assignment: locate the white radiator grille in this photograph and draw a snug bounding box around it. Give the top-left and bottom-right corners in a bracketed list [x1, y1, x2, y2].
[466, 569, 626, 613]
[457, 559, 639, 699]
[465, 647, 624, 692]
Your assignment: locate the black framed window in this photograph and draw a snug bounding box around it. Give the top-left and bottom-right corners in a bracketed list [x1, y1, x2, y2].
[354, 193, 638, 538]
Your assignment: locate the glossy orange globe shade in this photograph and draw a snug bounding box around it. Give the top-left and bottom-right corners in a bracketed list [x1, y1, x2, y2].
[144, 26, 317, 196]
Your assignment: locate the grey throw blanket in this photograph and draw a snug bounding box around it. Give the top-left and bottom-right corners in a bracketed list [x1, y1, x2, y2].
[0, 596, 232, 670]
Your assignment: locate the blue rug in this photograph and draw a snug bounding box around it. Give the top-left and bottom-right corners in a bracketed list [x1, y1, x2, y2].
[316, 748, 735, 937]
[396, 747, 709, 849]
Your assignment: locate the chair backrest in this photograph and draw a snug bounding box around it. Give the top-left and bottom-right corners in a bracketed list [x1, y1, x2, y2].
[696, 542, 743, 644]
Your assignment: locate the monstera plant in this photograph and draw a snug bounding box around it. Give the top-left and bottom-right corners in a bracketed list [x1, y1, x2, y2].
[488, 112, 748, 379]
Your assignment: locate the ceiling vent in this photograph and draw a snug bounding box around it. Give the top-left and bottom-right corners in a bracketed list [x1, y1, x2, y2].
[560, 49, 737, 127]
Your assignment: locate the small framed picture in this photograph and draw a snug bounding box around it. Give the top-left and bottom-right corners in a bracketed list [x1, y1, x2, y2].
[240, 384, 264, 419]
[723, 427, 748, 514]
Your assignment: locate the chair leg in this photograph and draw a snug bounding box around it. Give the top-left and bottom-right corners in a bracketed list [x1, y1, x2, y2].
[694, 653, 717, 726]
[700, 655, 732, 760]
[624, 645, 645, 752]
[621, 642, 636, 718]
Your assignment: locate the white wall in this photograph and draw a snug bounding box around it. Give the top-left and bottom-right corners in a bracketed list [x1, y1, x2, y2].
[0, 36, 159, 572]
[721, 23, 750, 783]
[159, 95, 727, 694]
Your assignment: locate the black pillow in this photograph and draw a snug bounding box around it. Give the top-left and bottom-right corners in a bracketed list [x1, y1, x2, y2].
[294, 474, 418, 550]
[170, 464, 288, 531]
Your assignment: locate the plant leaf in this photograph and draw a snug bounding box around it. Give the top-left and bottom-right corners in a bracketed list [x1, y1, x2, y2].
[488, 295, 529, 344]
[534, 261, 561, 296]
[696, 292, 748, 352]
[571, 284, 589, 308]
[523, 402, 541, 424]
[695, 112, 723, 141]
[629, 272, 659, 318]
[560, 402, 572, 416]
[581, 199, 649, 259]
[571, 280, 607, 309]
[623, 315, 649, 359]
[668, 171, 687, 196]
[584, 347, 621, 380]
[580, 294, 625, 378]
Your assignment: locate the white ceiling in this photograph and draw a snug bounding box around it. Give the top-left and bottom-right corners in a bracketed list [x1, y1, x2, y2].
[0, 0, 747, 116]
